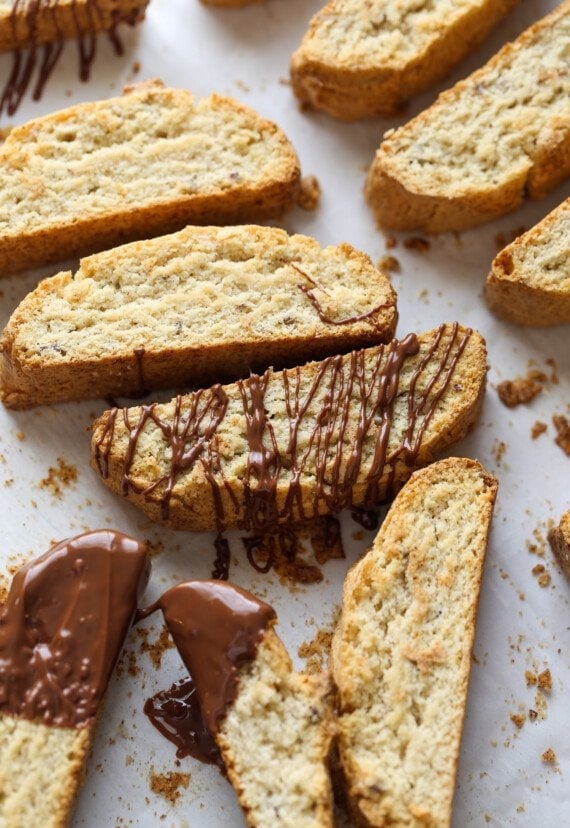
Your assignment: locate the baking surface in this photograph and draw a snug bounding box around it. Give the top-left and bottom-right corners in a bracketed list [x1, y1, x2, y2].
[0, 0, 569, 825]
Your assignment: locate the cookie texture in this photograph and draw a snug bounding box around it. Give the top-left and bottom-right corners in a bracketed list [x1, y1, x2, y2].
[0, 717, 92, 828]
[0, 225, 397, 408]
[0, 0, 148, 53]
[331, 458, 498, 827]
[548, 511, 570, 581]
[91, 324, 487, 531]
[366, 0, 570, 231]
[485, 197, 570, 326]
[291, 0, 518, 120]
[0, 80, 301, 276]
[219, 628, 334, 828]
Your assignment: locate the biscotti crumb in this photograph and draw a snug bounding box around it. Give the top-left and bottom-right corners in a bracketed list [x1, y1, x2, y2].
[510, 713, 526, 729]
[537, 669, 552, 692]
[137, 626, 175, 669]
[541, 748, 557, 763]
[297, 175, 321, 211]
[525, 670, 537, 686]
[528, 709, 538, 720]
[552, 415, 570, 456]
[403, 236, 430, 253]
[132, 61, 141, 74]
[497, 371, 546, 407]
[531, 421, 548, 439]
[378, 255, 401, 273]
[298, 628, 334, 674]
[492, 440, 507, 464]
[385, 234, 397, 249]
[39, 458, 78, 497]
[149, 769, 190, 804]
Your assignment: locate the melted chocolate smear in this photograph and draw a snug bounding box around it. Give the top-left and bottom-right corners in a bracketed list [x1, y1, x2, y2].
[95, 325, 473, 552]
[211, 535, 231, 581]
[0, 0, 142, 117]
[144, 678, 224, 769]
[0, 530, 149, 727]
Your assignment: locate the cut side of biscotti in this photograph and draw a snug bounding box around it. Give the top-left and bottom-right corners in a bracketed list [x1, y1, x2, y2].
[0, 530, 149, 828]
[0, 225, 397, 409]
[0, 80, 301, 277]
[0, 0, 148, 53]
[219, 629, 334, 828]
[91, 323, 487, 531]
[331, 458, 498, 827]
[485, 197, 570, 326]
[549, 510, 570, 581]
[366, 0, 570, 232]
[290, 0, 518, 121]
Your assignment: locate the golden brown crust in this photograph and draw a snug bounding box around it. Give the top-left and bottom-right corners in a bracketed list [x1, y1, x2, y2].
[90, 325, 487, 531]
[548, 511, 570, 581]
[0, 226, 398, 408]
[331, 458, 498, 827]
[0, 83, 301, 277]
[366, 1, 570, 232]
[485, 197, 570, 327]
[0, 0, 149, 53]
[290, 0, 518, 121]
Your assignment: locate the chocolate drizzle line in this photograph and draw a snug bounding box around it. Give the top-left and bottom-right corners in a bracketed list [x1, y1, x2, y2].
[94, 324, 473, 544]
[291, 264, 391, 330]
[0, 0, 143, 117]
[141, 581, 275, 741]
[0, 530, 149, 727]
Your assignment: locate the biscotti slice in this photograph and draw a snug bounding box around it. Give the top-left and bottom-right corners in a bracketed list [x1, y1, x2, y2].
[290, 0, 518, 121]
[0, 224, 397, 409]
[366, 0, 570, 232]
[91, 323, 487, 531]
[331, 458, 498, 827]
[144, 580, 334, 827]
[549, 511, 570, 580]
[485, 197, 570, 326]
[0, 0, 148, 54]
[0, 530, 149, 828]
[0, 80, 301, 277]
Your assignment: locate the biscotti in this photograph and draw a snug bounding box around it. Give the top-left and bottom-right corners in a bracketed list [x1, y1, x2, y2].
[549, 511, 570, 580]
[91, 323, 487, 531]
[0, 225, 397, 409]
[0, 530, 149, 828]
[290, 0, 518, 120]
[0, 0, 148, 54]
[146, 581, 334, 827]
[331, 458, 498, 827]
[366, 1, 570, 232]
[0, 81, 301, 276]
[485, 198, 570, 326]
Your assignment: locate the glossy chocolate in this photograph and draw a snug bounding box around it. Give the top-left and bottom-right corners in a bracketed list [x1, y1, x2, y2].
[0, 530, 149, 727]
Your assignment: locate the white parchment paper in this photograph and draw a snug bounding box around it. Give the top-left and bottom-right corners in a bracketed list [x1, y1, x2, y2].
[0, 0, 569, 824]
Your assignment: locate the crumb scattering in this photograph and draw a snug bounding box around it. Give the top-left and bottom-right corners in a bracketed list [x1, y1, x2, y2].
[297, 175, 321, 211]
[403, 236, 430, 252]
[541, 748, 557, 763]
[552, 415, 570, 456]
[497, 371, 546, 408]
[531, 421, 547, 439]
[537, 669, 552, 692]
[510, 712, 526, 729]
[378, 254, 400, 273]
[149, 770, 190, 804]
[138, 626, 175, 670]
[39, 457, 78, 497]
[384, 234, 397, 249]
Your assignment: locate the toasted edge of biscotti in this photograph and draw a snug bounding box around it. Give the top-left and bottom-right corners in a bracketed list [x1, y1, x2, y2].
[218, 627, 335, 828]
[548, 511, 570, 581]
[0, 225, 397, 409]
[0, 81, 301, 277]
[365, 0, 570, 232]
[90, 324, 487, 531]
[0, 0, 148, 53]
[0, 716, 93, 828]
[331, 457, 498, 827]
[290, 0, 518, 120]
[485, 198, 570, 326]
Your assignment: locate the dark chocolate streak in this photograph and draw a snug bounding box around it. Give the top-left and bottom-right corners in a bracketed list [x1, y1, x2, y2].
[0, 0, 143, 117]
[94, 324, 473, 539]
[0, 530, 149, 727]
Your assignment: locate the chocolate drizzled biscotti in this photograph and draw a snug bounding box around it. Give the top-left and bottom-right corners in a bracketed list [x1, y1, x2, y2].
[485, 197, 570, 326]
[331, 458, 498, 827]
[290, 0, 518, 120]
[0, 0, 148, 54]
[366, 0, 570, 232]
[549, 511, 570, 580]
[145, 581, 334, 827]
[91, 323, 487, 531]
[0, 531, 149, 828]
[0, 225, 397, 408]
[0, 81, 301, 276]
